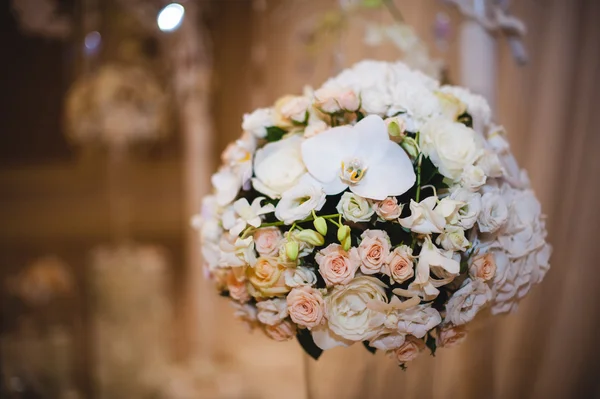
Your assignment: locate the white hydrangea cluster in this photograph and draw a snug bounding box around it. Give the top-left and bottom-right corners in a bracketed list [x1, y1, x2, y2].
[193, 60, 551, 367]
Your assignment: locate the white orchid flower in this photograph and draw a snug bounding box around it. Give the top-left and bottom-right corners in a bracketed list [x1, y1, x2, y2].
[301, 115, 416, 201]
[223, 197, 275, 236]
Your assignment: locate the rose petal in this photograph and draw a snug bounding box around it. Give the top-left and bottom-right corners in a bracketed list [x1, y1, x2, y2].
[311, 325, 352, 350]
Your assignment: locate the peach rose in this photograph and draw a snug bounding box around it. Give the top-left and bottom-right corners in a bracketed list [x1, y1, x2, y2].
[314, 87, 360, 113]
[372, 197, 403, 221]
[264, 319, 296, 341]
[226, 270, 250, 303]
[253, 227, 283, 257]
[390, 335, 426, 364]
[383, 245, 414, 284]
[287, 286, 325, 329]
[315, 244, 360, 286]
[358, 230, 391, 274]
[436, 325, 468, 348]
[247, 257, 290, 298]
[469, 253, 497, 281]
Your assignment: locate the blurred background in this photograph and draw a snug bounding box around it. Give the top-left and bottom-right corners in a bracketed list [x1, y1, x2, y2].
[0, 0, 599, 398]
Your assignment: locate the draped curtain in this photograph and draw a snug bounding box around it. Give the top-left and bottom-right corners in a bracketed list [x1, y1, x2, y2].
[202, 0, 600, 397]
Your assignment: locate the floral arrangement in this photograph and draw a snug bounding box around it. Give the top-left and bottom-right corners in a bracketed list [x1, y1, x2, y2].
[193, 60, 551, 367]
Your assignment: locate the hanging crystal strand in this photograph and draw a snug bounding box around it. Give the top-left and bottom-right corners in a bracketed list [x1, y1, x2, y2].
[160, 0, 215, 361]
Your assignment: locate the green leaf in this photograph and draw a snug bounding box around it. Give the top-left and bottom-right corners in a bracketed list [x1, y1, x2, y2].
[399, 363, 407, 371]
[356, 111, 366, 121]
[420, 156, 438, 186]
[362, 341, 377, 355]
[457, 112, 473, 128]
[426, 334, 437, 357]
[296, 328, 323, 360]
[265, 126, 287, 142]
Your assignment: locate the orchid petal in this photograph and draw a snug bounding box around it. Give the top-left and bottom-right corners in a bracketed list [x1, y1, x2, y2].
[301, 125, 358, 183]
[351, 141, 415, 200]
[322, 178, 348, 196]
[353, 114, 390, 162]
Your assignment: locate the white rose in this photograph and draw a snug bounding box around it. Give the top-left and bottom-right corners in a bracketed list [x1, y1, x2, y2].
[436, 225, 470, 252]
[420, 118, 481, 180]
[275, 174, 326, 224]
[460, 164, 487, 191]
[256, 298, 288, 326]
[396, 304, 442, 338]
[283, 266, 317, 288]
[252, 135, 306, 199]
[312, 276, 388, 349]
[478, 191, 509, 234]
[445, 278, 492, 326]
[449, 188, 482, 230]
[440, 85, 492, 131]
[336, 192, 375, 222]
[242, 108, 274, 138]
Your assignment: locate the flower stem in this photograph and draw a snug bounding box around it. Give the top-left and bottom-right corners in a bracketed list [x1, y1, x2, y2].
[252, 214, 341, 230]
[415, 153, 423, 203]
[383, 0, 405, 24]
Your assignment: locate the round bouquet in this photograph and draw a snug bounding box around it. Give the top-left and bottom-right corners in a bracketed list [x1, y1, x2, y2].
[194, 61, 551, 366]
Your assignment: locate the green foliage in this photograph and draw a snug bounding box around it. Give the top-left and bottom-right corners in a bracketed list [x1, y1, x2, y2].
[361, 0, 384, 8]
[297, 328, 323, 360]
[362, 341, 377, 355]
[457, 112, 473, 128]
[426, 334, 437, 357]
[265, 126, 287, 142]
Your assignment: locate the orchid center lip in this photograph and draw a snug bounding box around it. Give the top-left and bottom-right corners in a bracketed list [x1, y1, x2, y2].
[340, 158, 368, 185]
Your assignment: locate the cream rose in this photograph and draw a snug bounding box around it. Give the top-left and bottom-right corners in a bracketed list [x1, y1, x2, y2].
[357, 230, 391, 274]
[436, 325, 468, 348]
[287, 286, 325, 329]
[256, 298, 288, 326]
[383, 245, 414, 284]
[372, 197, 403, 221]
[314, 87, 360, 113]
[226, 270, 250, 303]
[315, 244, 360, 286]
[445, 278, 492, 326]
[478, 191, 509, 234]
[469, 253, 496, 281]
[275, 95, 310, 125]
[283, 266, 317, 288]
[263, 319, 296, 341]
[460, 164, 487, 191]
[253, 227, 282, 257]
[436, 226, 470, 252]
[420, 118, 481, 180]
[389, 335, 426, 364]
[246, 257, 290, 298]
[319, 276, 388, 345]
[336, 192, 375, 222]
[252, 135, 306, 199]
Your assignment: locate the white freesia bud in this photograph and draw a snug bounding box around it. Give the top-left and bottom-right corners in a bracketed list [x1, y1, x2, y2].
[401, 137, 419, 160]
[294, 229, 325, 246]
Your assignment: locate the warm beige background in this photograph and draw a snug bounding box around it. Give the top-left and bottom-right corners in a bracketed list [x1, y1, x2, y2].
[204, 0, 600, 398]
